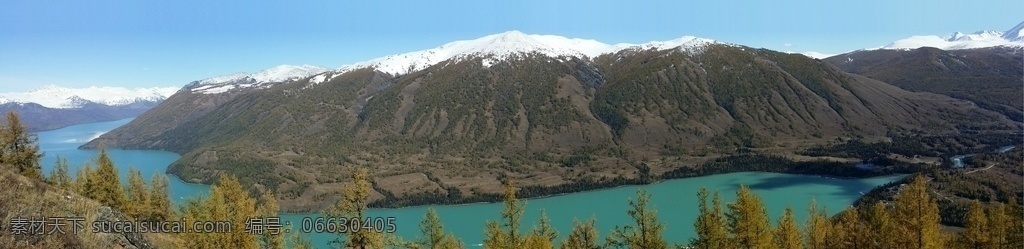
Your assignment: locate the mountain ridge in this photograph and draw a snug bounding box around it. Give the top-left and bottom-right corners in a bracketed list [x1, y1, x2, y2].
[333, 30, 718, 76]
[880, 21, 1024, 50]
[84, 39, 1018, 211]
[0, 85, 178, 131]
[0, 85, 177, 109]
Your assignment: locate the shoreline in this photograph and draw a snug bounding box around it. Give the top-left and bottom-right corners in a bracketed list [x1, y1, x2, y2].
[267, 160, 914, 214]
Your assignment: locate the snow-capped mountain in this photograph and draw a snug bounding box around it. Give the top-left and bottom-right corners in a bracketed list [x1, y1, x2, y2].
[0, 85, 178, 109]
[187, 64, 328, 94]
[787, 51, 835, 59]
[334, 30, 717, 76]
[881, 21, 1024, 50]
[1003, 21, 1024, 42]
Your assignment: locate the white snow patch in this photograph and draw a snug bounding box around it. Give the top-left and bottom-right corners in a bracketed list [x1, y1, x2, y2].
[786, 51, 836, 59]
[337, 30, 720, 76]
[0, 85, 178, 109]
[879, 24, 1024, 50]
[309, 74, 328, 84]
[189, 64, 328, 94]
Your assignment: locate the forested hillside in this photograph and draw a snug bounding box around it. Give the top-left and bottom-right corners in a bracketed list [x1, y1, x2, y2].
[84, 44, 1018, 211]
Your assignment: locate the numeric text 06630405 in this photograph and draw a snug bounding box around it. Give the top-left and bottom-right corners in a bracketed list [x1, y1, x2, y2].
[300, 217, 396, 234]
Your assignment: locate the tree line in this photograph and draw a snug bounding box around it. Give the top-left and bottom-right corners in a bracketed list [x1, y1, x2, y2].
[3, 110, 1022, 248]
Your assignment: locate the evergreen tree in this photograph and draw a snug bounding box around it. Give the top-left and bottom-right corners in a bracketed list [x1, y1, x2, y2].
[726, 185, 772, 249]
[484, 180, 526, 249]
[72, 163, 93, 196]
[987, 202, 1009, 248]
[326, 167, 384, 248]
[864, 201, 894, 249]
[418, 207, 462, 249]
[148, 173, 173, 221]
[959, 200, 988, 248]
[0, 111, 43, 179]
[773, 206, 802, 249]
[47, 156, 72, 188]
[803, 199, 830, 249]
[258, 189, 285, 249]
[524, 210, 557, 249]
[691, 188, 730, 249]
[178, 173, 259, 249]
[891, 176, 942, 248]
[217, 173, 259, 249]
[1006, 198, 1024, 248]
[561, 218, 600, 249]
[829, 208, 867, 249]
[92, 148, 126, 210]
[125, 166, 150, 220]
[289, 231, 315, 249]
[605, 189, 667, 249]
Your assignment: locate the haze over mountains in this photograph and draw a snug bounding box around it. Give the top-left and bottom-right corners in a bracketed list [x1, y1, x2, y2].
[0, 85, 177, 131]
[84, 27, 1020, 211]
[795, 21, 1024, 58]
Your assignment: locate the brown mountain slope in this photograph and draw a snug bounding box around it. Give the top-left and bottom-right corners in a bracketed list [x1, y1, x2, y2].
[824, 46, 1024, 121]
[85, 45, 1017, 211]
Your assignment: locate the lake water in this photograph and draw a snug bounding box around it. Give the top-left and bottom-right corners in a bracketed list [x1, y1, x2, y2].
[37, 118, 210, 205]
[38, 118, 905, 246]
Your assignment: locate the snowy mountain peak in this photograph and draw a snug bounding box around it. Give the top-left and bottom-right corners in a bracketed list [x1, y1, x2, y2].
[946, 30, 1003, 42]
[250, 65, 329, 83]
[1003, 21, 1024, 41]
[189, 64, 328, 94]
[337, 31, 719, 76]
[881, 21, 1024, 50]
[0, 85, 178, 109]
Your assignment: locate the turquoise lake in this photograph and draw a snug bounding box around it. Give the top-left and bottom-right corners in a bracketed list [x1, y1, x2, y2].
[38, 118, 905, 247]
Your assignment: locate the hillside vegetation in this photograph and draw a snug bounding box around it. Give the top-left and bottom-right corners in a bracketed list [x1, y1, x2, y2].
[825, 46, 1024, 122]
[85, 45, 1019, 211]
[4, 109, 1022, 248]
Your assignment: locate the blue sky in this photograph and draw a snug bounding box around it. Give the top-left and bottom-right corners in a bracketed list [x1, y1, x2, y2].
[1, 0, 1021, 92]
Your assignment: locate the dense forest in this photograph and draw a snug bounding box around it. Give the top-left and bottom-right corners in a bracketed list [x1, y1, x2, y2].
[3, 111, 1022, 248]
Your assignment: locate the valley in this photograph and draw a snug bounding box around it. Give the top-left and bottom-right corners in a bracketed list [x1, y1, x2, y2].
[81, 35, 1020, 212]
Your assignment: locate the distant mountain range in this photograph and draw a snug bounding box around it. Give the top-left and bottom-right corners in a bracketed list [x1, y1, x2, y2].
[186, 65, 328, 94]
[0, 85, 178, 131]
[880, 21, 1024, 50]
[794, 21, 1024, 58]
[85, 28, 1019, 211]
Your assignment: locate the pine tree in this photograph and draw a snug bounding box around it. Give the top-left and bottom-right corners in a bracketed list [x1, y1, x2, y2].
[959, 200, 988, 248]
[691, 188, 730, 249]
[605, 189, 667, 249]
[258, 189, 285, 249]
[216, 173, 259, 249]
[419, 207, 462, 249]
[726, 185, 773, 249]
[773, 206, 802, 249]
[524, 210, 557, 249]
[92, 148, 126, 210]
[0, 111, 43, 179]
[125, 166, 150, 220]
[829, 208, 866, 249]
[864, 201, 894, 249]
[1006, 198, 1024, 248]
[72, 163, 92, 195]
[987, 202, 1009, 248]
[484, 179, 526, 249]
[561, 218, 599, 249]
[804, 199, 830, 249]
[891, 176, 942, 249]
[179, 173, 259, 249]
[289, 231, 315, 249]
[179, 196, 212, 249]
[148, 173, 173, 221]
[48, 156, 72, 188]
[326, 167, 384, 248]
